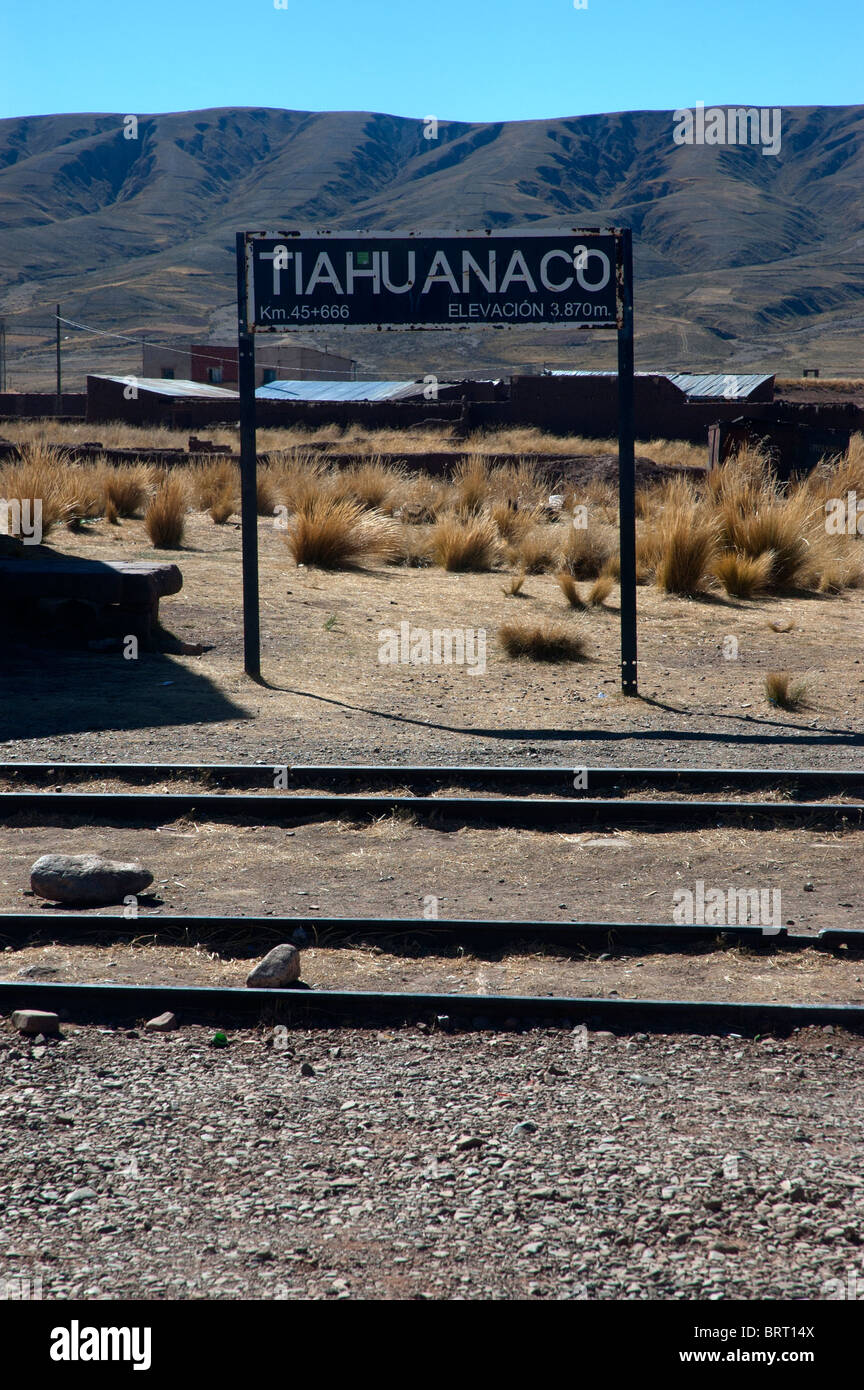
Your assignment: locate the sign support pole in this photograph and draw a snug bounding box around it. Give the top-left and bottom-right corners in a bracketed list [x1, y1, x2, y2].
[235, 233, 261, 680]
[616, 228, 638, 696]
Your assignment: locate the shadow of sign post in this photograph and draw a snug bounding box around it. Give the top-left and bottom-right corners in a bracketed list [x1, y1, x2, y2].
[235, 226, 637, 694]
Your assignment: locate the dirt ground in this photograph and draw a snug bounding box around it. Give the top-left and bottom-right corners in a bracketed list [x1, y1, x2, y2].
[0, 817, 860, 931]
[2, 510, 863, 768]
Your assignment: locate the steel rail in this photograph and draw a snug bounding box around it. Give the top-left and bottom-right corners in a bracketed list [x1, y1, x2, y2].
[3, 762, 864, 796]
[1, 790, 863, 829]
[1, 978, 863, 1035]
[1, 912, 862, 951]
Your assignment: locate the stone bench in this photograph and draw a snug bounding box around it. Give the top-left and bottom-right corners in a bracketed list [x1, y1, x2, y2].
[0, 554, 182, 646]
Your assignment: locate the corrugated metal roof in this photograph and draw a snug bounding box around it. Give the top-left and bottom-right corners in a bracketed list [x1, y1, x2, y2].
[666, 373, 773, 400]
[255, 379, 424, 402]
[92, 375, 239, 399]
[545, 369, 773, 400]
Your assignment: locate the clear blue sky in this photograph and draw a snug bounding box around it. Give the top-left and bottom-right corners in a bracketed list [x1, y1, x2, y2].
[1, 0, 861, 123]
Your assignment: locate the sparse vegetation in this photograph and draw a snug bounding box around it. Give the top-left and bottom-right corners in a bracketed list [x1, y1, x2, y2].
[145, 477, 187, 549]
[499, 619, 587, 662]
[556, 572, 585, 609]
[713, 550, 773, 598]
[428, 513, 500, 572]
[286, 496, 399, 568]
[765, 671, 808, 711]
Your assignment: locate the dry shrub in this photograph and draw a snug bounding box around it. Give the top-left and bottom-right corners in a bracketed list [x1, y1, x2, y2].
[515, 525, 559, 574]
[812, 544, 864, 594]
[655, 502, 719, 596]
[65, 464, 105, 522]
[191, 458, 240, 511]
[713, 550, 773, 598]
[104, 497, 119, 526]
[587, 575, 614, 606]
[556, 572, 585, 609]
[428, 513, 500, 572]
[286, 496, 399, 568]
[503, 570, 526, 596]
[765, 671, 807, 711]
[103, 464, 152, 517]
[0, 444, 70, 537]
[390, 525, 432, 568]
[492, 498, 537, 544]
[499, 619, 587, 662]
[209, 490, 235, 524]
[490, 458, 548, 510]
[398, 473, 449, 524]
[269, 453, 333, 515]
[452, 456, 491, 517]
[330, 459, 406, 512]
[560, 523, 614, 579]
[256, 468, 278, 516]
[145, 477, 187, 549]
[710, 449, 816, 590]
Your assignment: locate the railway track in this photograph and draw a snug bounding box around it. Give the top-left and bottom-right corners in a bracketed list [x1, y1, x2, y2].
[1, 761, 862, 1036]
[2, 761, 863, 830]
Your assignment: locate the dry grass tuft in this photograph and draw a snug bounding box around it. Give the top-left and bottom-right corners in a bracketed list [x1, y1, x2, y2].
[144, 477, 187, 549]
[190, 458, 239, 511]
[428, 513, 501, 572]
[655, 504, 719, 596]
[102, 464, 152, 518]
[514, 526, 559, 574]
[499, 619, 587, 662]
[503, 570, 527, 596]
[559, 524, 614, 579]
[713, 550, 773, 598]
[556, 572, 585, 609]
[0, 444, 71, 537]
[330, 459, 406, 512]
[452, 456, 491, 517]
[286, 496, 399, 568]
[765, 671, 808, 711]
[209, 490, 235, 525]
[587, 575, 614, 607]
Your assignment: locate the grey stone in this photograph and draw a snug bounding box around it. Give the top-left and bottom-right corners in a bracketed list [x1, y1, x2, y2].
[11, 1008, 59, 1035]
[63, 1187, 97, 1206]
[246, 944, 301, 988]
[145, 1012, 177, 1032]
[30, 853, 153, 906]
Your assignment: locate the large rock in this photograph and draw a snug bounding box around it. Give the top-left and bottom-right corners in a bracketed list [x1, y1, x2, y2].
[246, 944, 301, 988]
[30, 853, 153, 906]
[12, 1009, 59, 1035]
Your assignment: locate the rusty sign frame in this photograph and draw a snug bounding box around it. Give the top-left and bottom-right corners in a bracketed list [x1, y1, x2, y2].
[235, 226, 637, 695]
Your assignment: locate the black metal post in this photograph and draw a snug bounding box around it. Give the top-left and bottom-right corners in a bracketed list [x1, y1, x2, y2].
[55, 304, 61, 413]
[616, 230, 637, 696]
[235, 233, 261, 680]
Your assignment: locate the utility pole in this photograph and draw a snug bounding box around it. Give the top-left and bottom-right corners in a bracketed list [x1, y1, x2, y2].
[55, 304, 61, 413]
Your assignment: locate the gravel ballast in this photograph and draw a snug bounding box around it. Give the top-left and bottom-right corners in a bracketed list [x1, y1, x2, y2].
[2, 1021, 863, 1301]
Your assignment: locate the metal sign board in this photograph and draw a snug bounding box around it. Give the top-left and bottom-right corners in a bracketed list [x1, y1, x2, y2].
[234, 226, 637, 696]
[242, 229, 623, 332]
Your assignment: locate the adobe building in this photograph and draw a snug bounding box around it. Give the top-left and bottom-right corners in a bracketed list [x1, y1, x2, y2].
[141, 340, 355, 388]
